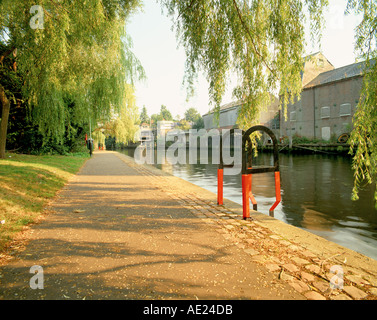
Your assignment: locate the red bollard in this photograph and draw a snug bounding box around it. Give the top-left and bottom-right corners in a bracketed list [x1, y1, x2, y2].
[269, 171, 281, 217]
[242, 174, 251, 219]
[242, 174, 258, 219]
[217, 169, 223, 205]
[249, 173, 258, 211]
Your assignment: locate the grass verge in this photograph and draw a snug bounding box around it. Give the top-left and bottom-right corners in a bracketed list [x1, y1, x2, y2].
[0, 152, 89, 252]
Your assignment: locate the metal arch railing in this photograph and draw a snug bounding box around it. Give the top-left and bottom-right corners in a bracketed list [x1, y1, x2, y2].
[217, 125, 281, 219]
[242, 125, 281, 218]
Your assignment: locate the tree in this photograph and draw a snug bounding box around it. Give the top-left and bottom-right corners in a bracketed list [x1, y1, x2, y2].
[0, 43, 18, 158]
[0, 0, 144, 158]
[101, 84, 140, 144]
[178, 119, 191, 131]
[159, 0, 327, 127]
[150, 113, 161, 129]
[184, 107, 201, 123]
[346, 0, 377, 207]
[149, 105, 173, 128]
[192, 117, 204, 130]
[184, 107, 204, 129]
[159, 105, 173, 121]
[140, 105, 150, 124]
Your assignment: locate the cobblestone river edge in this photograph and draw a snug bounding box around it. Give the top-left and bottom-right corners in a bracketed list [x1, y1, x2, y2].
[115, 153, 377, 300]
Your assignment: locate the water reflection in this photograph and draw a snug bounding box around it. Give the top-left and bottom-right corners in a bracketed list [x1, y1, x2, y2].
[122, 148, 377, 260]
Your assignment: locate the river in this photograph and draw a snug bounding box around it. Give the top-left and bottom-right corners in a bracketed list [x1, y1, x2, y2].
[121, 148, 377, 260]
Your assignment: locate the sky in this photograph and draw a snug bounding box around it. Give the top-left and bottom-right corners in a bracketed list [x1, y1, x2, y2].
[126, 0, 362, 119]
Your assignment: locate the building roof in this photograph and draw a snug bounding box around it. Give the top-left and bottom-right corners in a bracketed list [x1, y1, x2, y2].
[304, 59, 374, 89]
[218, 99, 244, 112]
[301, 52, 335, 86]
[203, 95, 279, 117]
[304, 51, 334, 67]
[202, 99, 243, 116]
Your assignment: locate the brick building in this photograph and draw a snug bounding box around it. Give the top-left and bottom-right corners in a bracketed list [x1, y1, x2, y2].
[202, 95, 280, 133]
[202, 52, 333, 136]
[280, 54, 370, 141]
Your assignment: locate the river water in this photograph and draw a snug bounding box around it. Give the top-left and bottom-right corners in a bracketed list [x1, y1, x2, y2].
[121, 148, 377, 260]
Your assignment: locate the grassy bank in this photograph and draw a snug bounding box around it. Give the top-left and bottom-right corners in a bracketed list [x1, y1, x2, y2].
[0, 152, 89, 252]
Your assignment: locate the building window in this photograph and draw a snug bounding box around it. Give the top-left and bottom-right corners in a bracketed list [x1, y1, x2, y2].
[317, 58, 324, 67]
[321, 127, 331, 141]
[340, 103, 351, 117]
[321, 106, 330, 119]
[290, 111, 296, 122]
[321, 106, 330, 118]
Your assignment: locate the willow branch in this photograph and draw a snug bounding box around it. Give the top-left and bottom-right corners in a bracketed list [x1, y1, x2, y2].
[231, 0, 276, 77]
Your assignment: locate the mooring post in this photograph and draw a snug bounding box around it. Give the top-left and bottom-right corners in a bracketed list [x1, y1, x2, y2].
[217, 168, 224, 205]
[242, 174, 251, 219]
[269, 171, 281, 217]
[249, 173, 258, 211]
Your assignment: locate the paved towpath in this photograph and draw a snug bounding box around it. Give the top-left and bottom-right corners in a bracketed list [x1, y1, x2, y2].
[2, 151, 377, 301]
[0, 151, 305, 300]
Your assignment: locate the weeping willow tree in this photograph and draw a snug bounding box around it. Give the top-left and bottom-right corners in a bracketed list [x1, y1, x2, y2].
[0, 0, 144, 158]
[159, 0, 329, 127]
[97, 84, 140, 146]
[346, 0, 377, 207]
[92, 130, 106, 148]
